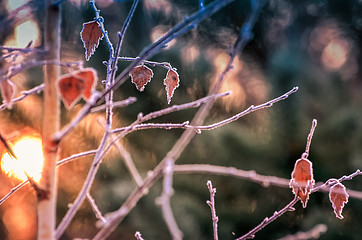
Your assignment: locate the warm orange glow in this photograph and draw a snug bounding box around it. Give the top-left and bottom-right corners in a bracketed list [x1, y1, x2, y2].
[1, 134, 44, 183]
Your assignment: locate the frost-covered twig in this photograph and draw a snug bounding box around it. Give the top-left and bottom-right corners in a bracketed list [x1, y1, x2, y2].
[0, 181, 28, 205]
[0, 60, 82, 82]
[118, 57, 172, 70]
[56, 150, 97, 167]
[87, 193, 106, 224]
[190, 87, 298, 131]
[90, 97, 137, 113]
[0, 83, 44, 111]
[235, 197, 298, 240]
[135, 231, 145, 240]
[312, 169, 362, 194]
[156, 159, 183, 240]
[108, 129, 143, 187]
[55, 130, 110, 239]
[206, 181, 218, 240]
[301, 119, 317, 159]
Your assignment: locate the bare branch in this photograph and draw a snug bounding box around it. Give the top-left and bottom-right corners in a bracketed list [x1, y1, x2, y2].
[0, 181, 28, 205]
[301, 119, 317, 159]
[55, 130, 110, 239]
[0, 60, 82, 82]
[135, 231, 145, 240]
[111, 91, 230, 134]
[156, 160, 183, 240]
[190, 87, 298, 131]
[118, 57, 172, 70]
[0, 83, 44, 111]
[90, 97, 137, 113]
[56, 150, 97, 167]
[235, 197, 299, 240]
[87, 193, 107, 224]
[206, 180, 219, 240]
[108, 130, 143, 187]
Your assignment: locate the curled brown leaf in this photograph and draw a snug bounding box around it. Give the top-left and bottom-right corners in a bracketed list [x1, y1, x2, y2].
[329, 182, 349, 219]
[289, 158, 315, 208]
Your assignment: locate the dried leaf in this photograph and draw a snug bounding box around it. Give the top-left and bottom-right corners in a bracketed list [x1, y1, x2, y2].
[80, 20, 104, 61]
[163, 68, 179, 104]
[289, 158, 315, 208]
[129, 65, 154, 92]
[57, 74, 84, 109]
[74, 68, 98, 100]
[329, 183, 349, 219]
[0, 79, 16, 109]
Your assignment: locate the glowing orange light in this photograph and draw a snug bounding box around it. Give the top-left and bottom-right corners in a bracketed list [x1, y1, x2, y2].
[1, 134, 44, 183]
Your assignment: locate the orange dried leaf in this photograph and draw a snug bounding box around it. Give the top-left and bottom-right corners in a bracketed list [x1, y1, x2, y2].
[74, 68, 98, 100]
[129, 65, 154, 92]
[163, 68, 179, 104]
[0, 79, 16, 109]
[57, 74, 84, 109]
[80, 20, 104, 61]
[289, 158, 315, 208]
[329, 183, 349, 219]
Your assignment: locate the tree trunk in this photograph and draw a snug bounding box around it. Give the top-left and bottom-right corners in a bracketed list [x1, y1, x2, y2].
[38, 1, 61, 239]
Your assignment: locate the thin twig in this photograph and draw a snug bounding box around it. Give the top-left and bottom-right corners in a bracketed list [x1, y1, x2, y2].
[0, 83, 45, 111]
[118, 57, 172, 70]
[87, 193, 107, 224]
[0, 60, 82, 82]
[301, 119, 317, 159]
[235, 197, 299, 240]
[111, 92, 231, 134]
[102, 118, 143, 187]
[189, 87, 298, 131]
[0, 45, 45, 53]
[135, 231, 145, 240]
[312, 169, 362, 194]
[0, 181, 28, 205]
[56, 150, 97, 167]
[156, 159, 183, 240]
[90, 97, 137, 113]
[55, 130, 110, 239]
[206, 180, 219, 240]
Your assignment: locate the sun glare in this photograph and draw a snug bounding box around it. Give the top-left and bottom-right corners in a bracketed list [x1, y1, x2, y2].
[1, 134, 44, 183]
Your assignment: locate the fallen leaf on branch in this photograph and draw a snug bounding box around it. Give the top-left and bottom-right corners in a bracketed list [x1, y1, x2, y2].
[129, 65, 154, 92]
[329, 182, 349, 219]
[57, 68, 98, 109]
[0, 79, 16, 109]
[289, 158, 315, 208]
[163, 68, 179, 104]
[80, 20, 104, 61]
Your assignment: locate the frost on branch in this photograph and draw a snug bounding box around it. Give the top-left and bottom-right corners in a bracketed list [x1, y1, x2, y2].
[57, 68, 98, 109]
[80, 20, 104, 61]
[163, 68, 180, 104]
[129, 65, 154, 92]
[0, 79, 16, 109]
[289, 158, 315, 208]
[329, 182, 349, 219]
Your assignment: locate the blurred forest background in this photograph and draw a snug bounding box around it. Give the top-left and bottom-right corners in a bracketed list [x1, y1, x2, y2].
[0, 0, 362, 239]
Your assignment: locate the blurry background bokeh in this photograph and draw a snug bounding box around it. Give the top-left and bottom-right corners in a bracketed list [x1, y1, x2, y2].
[0, 0, 362, 239]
